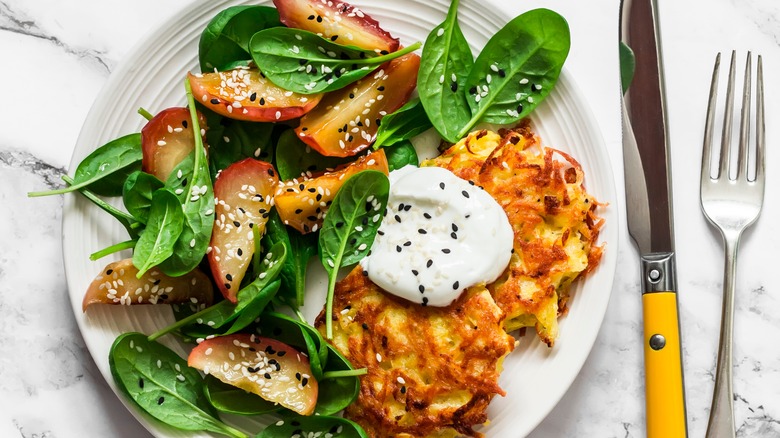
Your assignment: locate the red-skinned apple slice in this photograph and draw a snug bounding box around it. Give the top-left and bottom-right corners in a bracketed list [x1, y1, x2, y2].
[209, 158, 280, 302]
[141, 107, 208, 182]
[273, 0, 399, 53]
[188, 68, 323, 123]
[188, 334, 318, 416]
[295, 53, 420, 157]
[82, 259, 213, 311]
[274, 149, 388, 234]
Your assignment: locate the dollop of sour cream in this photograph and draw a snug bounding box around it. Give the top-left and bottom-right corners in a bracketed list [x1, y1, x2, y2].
[360, 166, 513, 307]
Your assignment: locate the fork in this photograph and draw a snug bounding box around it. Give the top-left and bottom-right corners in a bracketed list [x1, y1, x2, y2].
[700, 51, 765, 438]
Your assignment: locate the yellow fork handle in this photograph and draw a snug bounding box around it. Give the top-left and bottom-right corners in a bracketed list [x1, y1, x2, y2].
[643, 291, 687, 438]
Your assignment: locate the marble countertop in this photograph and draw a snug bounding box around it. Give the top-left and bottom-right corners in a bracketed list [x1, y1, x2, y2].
[2, 0, 779, 436]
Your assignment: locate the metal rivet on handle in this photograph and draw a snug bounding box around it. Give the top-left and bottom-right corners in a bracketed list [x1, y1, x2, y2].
[648, 269, 662, 283]
[649, 334, 666, 350]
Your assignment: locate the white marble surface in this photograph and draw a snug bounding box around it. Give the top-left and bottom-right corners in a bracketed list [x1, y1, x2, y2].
[2, 0, 779, 437]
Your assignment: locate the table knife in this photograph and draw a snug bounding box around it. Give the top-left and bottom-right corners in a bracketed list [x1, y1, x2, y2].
[619, 0, 688, 436]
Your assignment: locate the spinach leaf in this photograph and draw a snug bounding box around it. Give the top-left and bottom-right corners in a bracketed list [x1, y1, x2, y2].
[158, 81, 215, 277]
[208, 118, 275, 178]
[60, 175, 141, 238]
[315, 345, 362, 416]
[109, 332, 247, 437]
[263, 208, 318, 307]
[250, 28, 421, 94]
[383, 140, 419, 171]
[258, 414, 367, 438]
[123, 171, 164, 224]
[132, 189, 185, 277]
[619, 41, 635, 95]
[373, 98, 432, 149]
[417, 0, 474, 143]
[319, 171, 389, 339]
[275, 129, 351, 180]
[203, 375, 281, 416]
[199, 5, 281, 72]
[459, 9, 570, 137]
[28, 133, 142, 198]
[252, 312, 328, 381]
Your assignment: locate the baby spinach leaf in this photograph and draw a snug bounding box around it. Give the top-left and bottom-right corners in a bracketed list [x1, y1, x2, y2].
[203, 375, 281, 416]
[60, 175, 141, 238]
[132, 189, 185, 277]
[159, 81, 215, 277]
[373, 98, 432, 149]
[109, 332, 247, 437]
[252, 312, 328, 381]
[275, 129, 351, 181]
[89, 239, 137, 261]
[319, 170, 389, 338]
[258, 414, 367, 438]
[199, 5, 281, 72]
[383, 140, 419, 171]
[315, 345, 361, 416]
[28, 133, 142, 198]
[459, 9, 570, 137]
[263, 208, 318, 307]
[208, 118, 275, 178]
[418, 0, 474, 143]
[250, 28, 421, 94]
[123, 171, 164, 224]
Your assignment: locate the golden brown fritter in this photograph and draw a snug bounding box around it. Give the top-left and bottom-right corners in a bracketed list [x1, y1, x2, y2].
[315, 268, 515, 438]
[423, 122, 604, 346]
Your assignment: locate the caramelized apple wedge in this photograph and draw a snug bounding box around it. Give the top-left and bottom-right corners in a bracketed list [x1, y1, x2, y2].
[295, 53, 419, 157]
[82, 259, 213, 311]
[188, 334, 318, 415]
[141, 107, 209, 181]
[188, 68, 322, 122]
[273, 0, 399, 53]
[274, 149, 388, 234]
[209, 158, 279, 302]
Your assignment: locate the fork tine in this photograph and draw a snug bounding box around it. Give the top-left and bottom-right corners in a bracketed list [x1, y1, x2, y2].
[754, 54, 765, 183]
[737, 52, 752, 179]
[718, 51, 737, 180]
[702, 53, 721, 183]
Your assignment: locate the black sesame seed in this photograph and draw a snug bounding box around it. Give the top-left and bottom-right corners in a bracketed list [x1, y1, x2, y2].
[442, 248, 451, 254]
[362, 323, 369, 330]
[362, 217, 368, 226]
[307, 215, 318, 222]
[451, 232, 458, 239]
[210, 98, 220, 105]
[401, 386, 407, 394]
[362, 270, 369, 276]
[398, 203, 405, 210]
[422, 297, 429, 306]
[250, 92, 257, 101]
[296, 372, 302, 381]
[316, 15, 323, 22]
[157, 397, 165, 405]
[378, 85, 385, 91]
[335, 221, 344, 228]
[302, 377, 309, 387]
[498, 68, 506, 77]
[160, 294, 169, 300]
[469, 86, 477, 94]
[295, 208, 303, 214]
[182, 120, 188, 128]
[450, 82, 458, 92]
[403, 241, 412, 247]
[412, 269, 419, 276]
[307, 14, 315, 19]
[233, 220, 241, 227]
[264, 373, 272, 379]
[453, 281, 460, 290]
[439, 182, 445, 189]
[349, 93, 355, 99]
[237, 248, 243, 256]
[419, 285, 425, 293]
[259, 97, 266, 105]
[423, 212, 432, 219]
[452, 223, 459, 232]
[426, 259, 433, 268]
[224, 283, 231, 290]
[377, 230, 385, 236]
[394, 215, 401, 223]
[139, 378, 144, 388]
[418, 229, 427, 234]
[396, 245, 402, 253]
[516, 103, 523, 113]
[181, 178, 188, 187]
[226, 273, 233, 281]
[403, 204, 411, 211]
[268, 169, 275, 177]
[462, 190, 470, 198]
[106, 269, 113, 275]
[268, 359, 278, 365]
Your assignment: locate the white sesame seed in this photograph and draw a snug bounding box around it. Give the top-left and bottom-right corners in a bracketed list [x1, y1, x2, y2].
[520, 78, 529, 85]
[376, 353, 382, 362]
[436, 27, 445, 37]
[157, 140, 166, 146]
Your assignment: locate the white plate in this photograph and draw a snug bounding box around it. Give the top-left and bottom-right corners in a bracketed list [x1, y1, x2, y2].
[62, 0, 618, 436]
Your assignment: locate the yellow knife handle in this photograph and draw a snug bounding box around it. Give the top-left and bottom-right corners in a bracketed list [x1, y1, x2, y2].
[643, 291, 687, 438]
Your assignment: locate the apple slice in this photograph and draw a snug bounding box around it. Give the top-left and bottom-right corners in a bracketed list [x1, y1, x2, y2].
[141, 107, 208, 182]
[273, 0, 399, 53]
[188, 68, 323, 123]
[274, 149, 388, 234]
[209, 158, 280, 302]
[82, 258, 213, 311]
[295, 53, 419, 157]
[188, 334, 318, 415]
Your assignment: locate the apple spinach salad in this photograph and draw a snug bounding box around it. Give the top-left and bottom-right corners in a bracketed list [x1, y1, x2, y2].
[31, 0, 570, 436]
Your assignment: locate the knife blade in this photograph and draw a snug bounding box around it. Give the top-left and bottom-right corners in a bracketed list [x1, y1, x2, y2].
[619, 0, 688, 437]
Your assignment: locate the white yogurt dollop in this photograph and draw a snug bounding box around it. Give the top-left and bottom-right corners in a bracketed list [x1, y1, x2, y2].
[360, 166, 513, 307]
